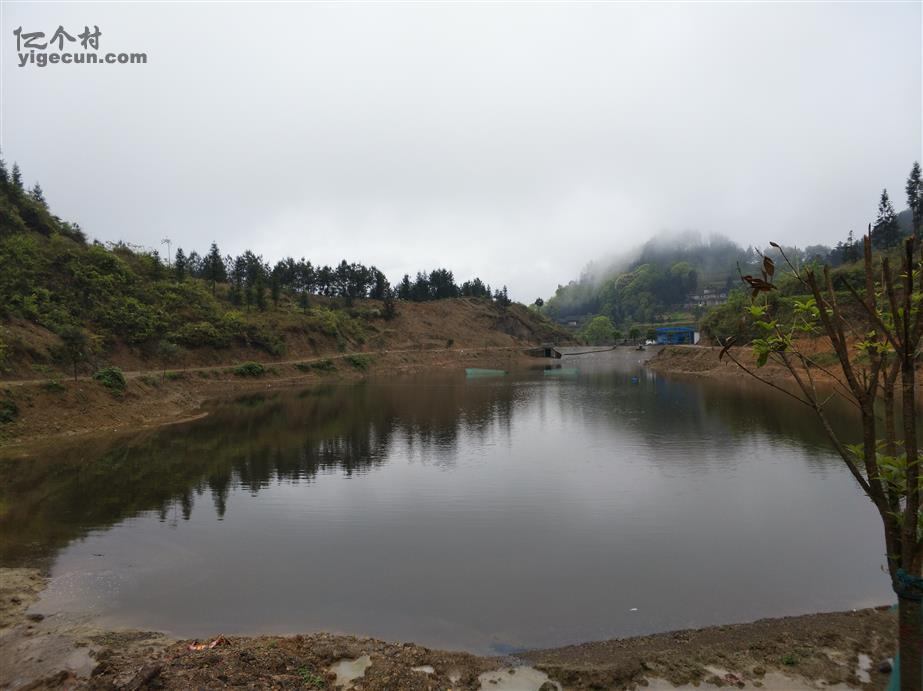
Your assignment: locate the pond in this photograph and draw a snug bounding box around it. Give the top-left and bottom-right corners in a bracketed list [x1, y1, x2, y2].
[0, 349, 891, 654]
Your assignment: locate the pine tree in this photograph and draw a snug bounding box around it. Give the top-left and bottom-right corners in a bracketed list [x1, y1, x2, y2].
[397, 274, 412, 300]
[493, 286, 511, 307]
[10, 163, 23, 193]
[383, 286, 397, 320]
[907, 161, 922, 242]
[29, 183, 47, 207]
[270, 274, 281, 307]
[871, 189, 901, 250]
[844, 230, 860, 263]
[174, 248, 187, 282]
[255, 275, 267, 311]
[58, 326, 91, 381]
[204, 242, 226, 294]
[0, 152, 9, 190]
[150, 250, 164, 281]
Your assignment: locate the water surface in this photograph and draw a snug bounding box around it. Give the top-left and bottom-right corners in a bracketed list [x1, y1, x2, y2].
[0, 349, 891, 653]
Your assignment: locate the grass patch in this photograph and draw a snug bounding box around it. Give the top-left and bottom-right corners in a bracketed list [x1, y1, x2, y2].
[164, 370, 186, 381]
[233, 361, 266, 377]
[42, 379, 66, 393]
[808, 351, 840, 367]
[93, 367, 126, 394]
[343, 354, 372, 371]
[297, 667, 325, 688]
[0, 398, 18, 424]
[295, 359, 337, 373]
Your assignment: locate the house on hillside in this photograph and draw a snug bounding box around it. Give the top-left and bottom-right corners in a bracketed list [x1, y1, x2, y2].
[684, 287, 728, 309]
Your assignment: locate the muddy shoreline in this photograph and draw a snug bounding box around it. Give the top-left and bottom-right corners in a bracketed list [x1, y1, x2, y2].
[645, 343, 923, 393]
[644, 345, 809, 387]
[0, 567, 897, 690]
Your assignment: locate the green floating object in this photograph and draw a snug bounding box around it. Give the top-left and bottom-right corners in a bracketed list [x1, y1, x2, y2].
[465, 368, 507, 378]
[544, 368, 579, 377]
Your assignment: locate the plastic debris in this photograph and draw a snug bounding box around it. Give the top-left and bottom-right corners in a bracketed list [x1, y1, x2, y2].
[187, 635, 229, 651]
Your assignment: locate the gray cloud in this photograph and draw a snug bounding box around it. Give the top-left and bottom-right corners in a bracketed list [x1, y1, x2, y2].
[2, 1, 920, 301]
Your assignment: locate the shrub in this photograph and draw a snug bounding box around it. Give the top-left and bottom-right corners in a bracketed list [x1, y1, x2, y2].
[42, 379, 66, 393]
[233, 362, 266, 377]
[243, 324, 286, 356]
[295, 359, 336, 373]
[98, 296, 164, 344]
[0, 398, 18, 424]
[169, 321, 229, 348]
[93, 366, 126, 393]
[343, 354, 372, 371]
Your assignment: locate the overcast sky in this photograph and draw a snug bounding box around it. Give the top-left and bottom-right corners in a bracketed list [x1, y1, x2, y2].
[2, 2, 920, 301]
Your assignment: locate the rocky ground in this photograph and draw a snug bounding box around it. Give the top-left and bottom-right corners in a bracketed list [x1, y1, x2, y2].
[0, 568, 898, 691]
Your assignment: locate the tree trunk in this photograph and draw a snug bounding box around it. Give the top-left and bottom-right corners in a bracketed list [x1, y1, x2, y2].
[898, 593, 922, 691]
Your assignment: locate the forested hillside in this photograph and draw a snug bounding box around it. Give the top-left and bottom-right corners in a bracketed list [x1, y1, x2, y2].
[543, 162, 922, 344]
[0, 156, 566, 378]
[542, 233, 745, 325]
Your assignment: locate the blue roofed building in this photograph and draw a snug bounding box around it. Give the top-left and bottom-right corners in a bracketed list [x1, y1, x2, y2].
[655, 326, 698, 345]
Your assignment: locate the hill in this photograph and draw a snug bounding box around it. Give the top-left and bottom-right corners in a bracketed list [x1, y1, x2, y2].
[0, 157, 574, 444]
[542, 179, 919, 341]
[541, 233, 755, 332]
[0, 157, 571, 382]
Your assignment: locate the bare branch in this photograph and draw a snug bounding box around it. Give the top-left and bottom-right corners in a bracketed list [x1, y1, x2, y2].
[719, 348, 814, 408]
[839, 276, 901, 353]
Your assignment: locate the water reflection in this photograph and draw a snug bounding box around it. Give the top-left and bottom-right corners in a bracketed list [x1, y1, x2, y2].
[0, 380, 517, 565]
[0, 352, 892, 653]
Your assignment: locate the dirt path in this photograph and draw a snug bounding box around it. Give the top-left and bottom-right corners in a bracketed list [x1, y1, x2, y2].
[0, 345, 524, 388]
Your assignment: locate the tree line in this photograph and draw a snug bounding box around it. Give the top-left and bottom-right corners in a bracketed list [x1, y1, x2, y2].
[0, 152, 513, 316]
[826, 162, 921, 265]
[158, 243, 510, 310]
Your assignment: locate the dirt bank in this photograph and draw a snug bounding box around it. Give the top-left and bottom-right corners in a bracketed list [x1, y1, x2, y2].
[0, 568, 897, 690]
[0, 298, 571, 382]
[645, 343, 897, 394]
[1, 297, 576, 447]
[0, 345, 545, 447]
[645, 345, 761, 380]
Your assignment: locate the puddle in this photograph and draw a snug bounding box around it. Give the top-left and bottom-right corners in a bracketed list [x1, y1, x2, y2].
[412, 665, 435, 674]
[329, 654, 371, 687]
[855, 653, 871, 683]
[477, 666, 561, 690]
[646, 671, 854, 690]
